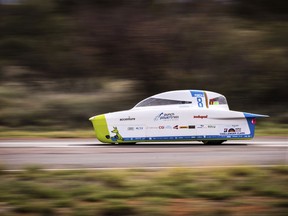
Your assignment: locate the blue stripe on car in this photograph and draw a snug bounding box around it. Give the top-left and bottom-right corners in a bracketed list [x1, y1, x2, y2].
[122, 134, 253, 142]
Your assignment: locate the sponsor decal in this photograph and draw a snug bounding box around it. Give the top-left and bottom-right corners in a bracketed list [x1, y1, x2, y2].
[196, 125, 214, 129]
[228, 128, 235, 132]
[235, 128, 241, 132]
[154, 112, 179, 121]
[146, 126, 158, 129]
[191, 91, 205, 108]
[127, 126, 144, 131]
[127, 127, 134, 131]
[111, 127, 123, 141]
[221, 127, 244, 135]
[148, 125, 172, 129]
[175, 125, 196, 129]
[120, 117, 136, 121]
[194, 115, 208, 119]
[180, 126, 188, 129]
[191, 91, 204, 97]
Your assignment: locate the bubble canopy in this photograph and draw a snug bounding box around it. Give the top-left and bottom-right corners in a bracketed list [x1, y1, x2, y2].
[133, 90, 228, 110]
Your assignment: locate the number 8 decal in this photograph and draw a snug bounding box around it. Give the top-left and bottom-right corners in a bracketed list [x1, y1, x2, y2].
[197, 97, 204, 107]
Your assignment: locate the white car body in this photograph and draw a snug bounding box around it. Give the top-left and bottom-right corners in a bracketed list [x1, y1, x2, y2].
[89, 90, 268, 144]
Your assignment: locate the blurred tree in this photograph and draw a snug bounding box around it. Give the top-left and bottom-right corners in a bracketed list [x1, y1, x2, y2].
[0, 0, 287, 123]
[0, 0, 88, 79]
[66, 1, 172, 95]
[232, 0, 288, 20]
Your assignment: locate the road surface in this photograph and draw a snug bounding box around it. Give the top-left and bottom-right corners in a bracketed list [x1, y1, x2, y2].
[0, 137, 287, 170]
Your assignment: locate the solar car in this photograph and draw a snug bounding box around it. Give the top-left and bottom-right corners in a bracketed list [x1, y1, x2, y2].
[89, 90, 268, 144]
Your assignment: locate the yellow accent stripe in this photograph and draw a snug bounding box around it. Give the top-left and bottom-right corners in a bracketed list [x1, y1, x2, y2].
[204, 91, 209, 108]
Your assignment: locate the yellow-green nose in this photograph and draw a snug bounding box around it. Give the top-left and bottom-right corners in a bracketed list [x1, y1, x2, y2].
[89, 114, 110, 143]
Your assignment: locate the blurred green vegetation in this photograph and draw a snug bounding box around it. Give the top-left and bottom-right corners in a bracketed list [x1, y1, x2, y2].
[0, 0, 288, 134]
[0, 166, 287, 215]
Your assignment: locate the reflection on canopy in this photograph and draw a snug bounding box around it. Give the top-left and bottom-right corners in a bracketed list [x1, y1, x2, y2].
[209, 96, 227, 105]
[136, 98, 192, 107]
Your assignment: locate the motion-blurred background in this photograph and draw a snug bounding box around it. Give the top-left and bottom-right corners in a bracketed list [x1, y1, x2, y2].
[0, 0, 287, 134]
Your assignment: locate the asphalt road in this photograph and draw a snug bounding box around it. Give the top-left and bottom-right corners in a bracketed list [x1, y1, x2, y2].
[0, 137, 287, 170]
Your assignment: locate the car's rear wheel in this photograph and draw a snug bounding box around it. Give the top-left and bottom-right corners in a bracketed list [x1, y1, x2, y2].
[202, 140, 226, 145]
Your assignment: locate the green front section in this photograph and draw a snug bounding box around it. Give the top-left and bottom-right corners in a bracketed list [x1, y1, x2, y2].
[89, 114, 111, 143]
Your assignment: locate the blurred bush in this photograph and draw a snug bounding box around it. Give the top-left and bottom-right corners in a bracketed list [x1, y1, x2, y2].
[0, 167, 287, 215]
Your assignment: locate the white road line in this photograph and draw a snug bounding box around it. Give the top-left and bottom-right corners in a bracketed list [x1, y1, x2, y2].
[4, 164, 287, 172]
[0, 144, 287, 148]
[0, 145, 105, 148]
[0, 141, 101, 148]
